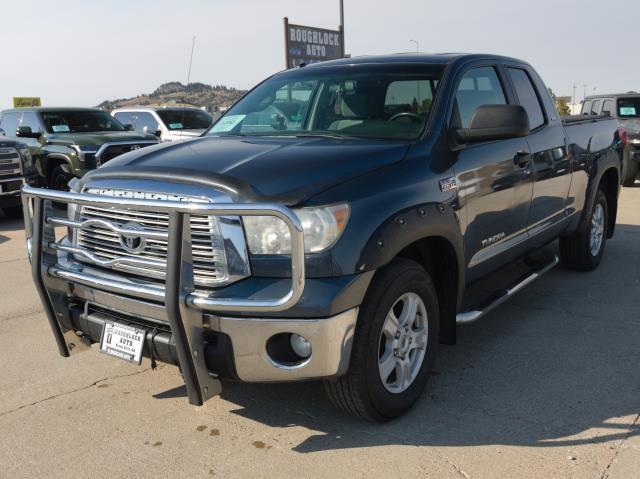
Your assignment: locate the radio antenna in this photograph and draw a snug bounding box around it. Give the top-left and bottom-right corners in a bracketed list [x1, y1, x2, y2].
[179, 35, 196, 141]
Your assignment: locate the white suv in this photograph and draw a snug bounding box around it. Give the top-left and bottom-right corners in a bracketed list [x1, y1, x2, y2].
[111, 106, 214, 142]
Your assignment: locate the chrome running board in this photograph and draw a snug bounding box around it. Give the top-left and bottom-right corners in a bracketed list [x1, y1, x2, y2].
[456, 254, 559, 324]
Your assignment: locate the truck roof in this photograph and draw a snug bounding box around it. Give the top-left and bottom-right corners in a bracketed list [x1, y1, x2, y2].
[304, 52, 529, 68]
[584, 92, 640, 100]
[1, 106, 103, 114]
[111, 106, 204, 112]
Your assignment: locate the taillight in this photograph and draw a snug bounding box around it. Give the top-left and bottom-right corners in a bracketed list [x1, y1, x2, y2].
[617, 127, 628, 146]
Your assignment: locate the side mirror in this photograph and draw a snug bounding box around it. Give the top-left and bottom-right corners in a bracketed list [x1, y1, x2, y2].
[153, 130, 162, 138]
[455, 105, 530, 143]
[124, 124, 135, 131]
[16, 126, 41, 139]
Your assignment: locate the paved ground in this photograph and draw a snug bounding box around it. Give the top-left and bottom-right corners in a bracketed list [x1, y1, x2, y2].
[0, 188, 639, 479]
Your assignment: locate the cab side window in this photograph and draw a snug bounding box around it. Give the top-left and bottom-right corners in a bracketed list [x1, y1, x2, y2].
[132, 112, 159, 133]
[0, 112, 21, 137]
[113, 112, 135, 126]
[591, 100, 602, 115]
[581, 100, 592, 115]
[19, 112, 43, 133]
[602, 99, 614, 116]
[455, 67, 507, 128]
[507, 68, 545, 130]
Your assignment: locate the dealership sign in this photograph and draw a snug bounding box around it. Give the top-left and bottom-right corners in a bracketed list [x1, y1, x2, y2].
[13, 97, 41, 108]
[284, 18, 344, 69]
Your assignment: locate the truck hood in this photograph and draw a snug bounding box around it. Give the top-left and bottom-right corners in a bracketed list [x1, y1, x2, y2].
[46, 131, 158, 146]
[86, 135, 411, 204]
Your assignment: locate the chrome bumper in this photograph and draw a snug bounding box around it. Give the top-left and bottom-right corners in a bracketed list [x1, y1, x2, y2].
[21, 185, 312, 406]
[215, 308, 357, 382]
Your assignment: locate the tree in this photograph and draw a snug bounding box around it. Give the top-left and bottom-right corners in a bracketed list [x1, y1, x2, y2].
[556, 97, 571, 116]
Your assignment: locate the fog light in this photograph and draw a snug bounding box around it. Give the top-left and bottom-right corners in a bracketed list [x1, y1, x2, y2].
[290, 334, 312, 358]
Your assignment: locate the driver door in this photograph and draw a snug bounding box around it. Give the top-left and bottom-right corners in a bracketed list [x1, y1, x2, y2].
[452, 65, 534, 281]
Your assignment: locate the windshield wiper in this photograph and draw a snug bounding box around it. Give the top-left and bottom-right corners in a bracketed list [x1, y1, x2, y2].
[294, 132, 356, 140]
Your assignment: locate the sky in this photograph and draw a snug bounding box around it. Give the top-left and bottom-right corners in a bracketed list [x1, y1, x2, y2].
[1, 0, 639, 109]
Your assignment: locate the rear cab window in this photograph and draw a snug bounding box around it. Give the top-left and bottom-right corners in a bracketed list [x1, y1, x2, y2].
[602, 99, 615, 116]
[617, 97, 640, 118]
[507, 68, 545, 130]
[591, 99, 602, 115]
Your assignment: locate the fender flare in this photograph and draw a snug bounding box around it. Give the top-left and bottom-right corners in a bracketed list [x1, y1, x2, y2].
[357, 202, 465, 344]
[577, 150, 621, 235]
[37, 153, 74, 181]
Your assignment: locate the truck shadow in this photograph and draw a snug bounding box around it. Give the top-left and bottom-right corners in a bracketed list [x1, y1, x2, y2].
[203, 225, 640, 453]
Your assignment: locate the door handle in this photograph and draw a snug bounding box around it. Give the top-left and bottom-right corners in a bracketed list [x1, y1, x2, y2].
[514, 151, 530, 168]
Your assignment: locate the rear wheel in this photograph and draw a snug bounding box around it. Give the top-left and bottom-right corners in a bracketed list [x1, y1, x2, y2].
[323, 258, 439, 421]
[560, 189, 608, 271]
[48, 163, 74, 191]
[622, 154, 638, 187]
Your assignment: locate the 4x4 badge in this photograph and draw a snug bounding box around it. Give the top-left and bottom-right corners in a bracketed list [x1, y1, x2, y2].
[439, 177, 458, 193]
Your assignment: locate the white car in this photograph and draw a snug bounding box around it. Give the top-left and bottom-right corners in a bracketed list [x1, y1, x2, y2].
[111, 106, 214, 142]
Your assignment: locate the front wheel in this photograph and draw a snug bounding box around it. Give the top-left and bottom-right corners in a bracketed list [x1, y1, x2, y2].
[560, 189, 608, 271]
[48, 164, 74, 191]
[324, 258, 439, 421]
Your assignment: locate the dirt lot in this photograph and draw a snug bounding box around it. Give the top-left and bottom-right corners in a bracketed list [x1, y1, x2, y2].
[0, 188, 638, 479]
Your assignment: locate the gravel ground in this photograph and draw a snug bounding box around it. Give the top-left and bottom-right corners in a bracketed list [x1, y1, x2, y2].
[0, 187, 638, 479]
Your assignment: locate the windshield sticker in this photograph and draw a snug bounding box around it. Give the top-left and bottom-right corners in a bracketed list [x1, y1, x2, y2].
[210, 115, 246, 133]
[51, 124, 70, 133]
[168, 122, 183, 129]
[619, 106, 636, 116]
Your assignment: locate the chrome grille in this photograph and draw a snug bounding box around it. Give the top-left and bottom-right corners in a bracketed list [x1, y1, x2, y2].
[0, 148, 22, 179]
[75, 203, 230, 287]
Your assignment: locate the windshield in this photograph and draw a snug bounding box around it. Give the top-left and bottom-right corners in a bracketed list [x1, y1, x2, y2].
[41, 110, 125, 133]
[617, 97, 640, 118]
[157, 109, 214, 130]
[206, 64, 444, 140]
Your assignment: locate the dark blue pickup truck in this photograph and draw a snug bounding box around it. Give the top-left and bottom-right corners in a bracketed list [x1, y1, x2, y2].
[22, 53, 622, 421]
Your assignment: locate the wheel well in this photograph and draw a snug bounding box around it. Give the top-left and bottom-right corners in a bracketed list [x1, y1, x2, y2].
[397, 236, 458, 345]
[45, 156, 71, 178]
[599, 167, 619, 238]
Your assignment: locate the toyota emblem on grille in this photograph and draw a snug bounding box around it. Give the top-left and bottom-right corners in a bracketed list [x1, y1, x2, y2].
[119, 223, 146, 254]
[130, 144, 141, 151]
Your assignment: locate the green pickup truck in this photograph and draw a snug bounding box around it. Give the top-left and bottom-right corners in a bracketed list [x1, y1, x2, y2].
[0, 107, 158, 190]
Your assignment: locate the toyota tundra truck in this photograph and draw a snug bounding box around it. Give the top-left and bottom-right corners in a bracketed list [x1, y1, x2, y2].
[0, 107, 158, 190]
[21, 54, 622, 421]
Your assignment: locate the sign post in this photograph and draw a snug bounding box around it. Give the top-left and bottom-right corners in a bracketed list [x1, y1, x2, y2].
[284, 19, 344, 69]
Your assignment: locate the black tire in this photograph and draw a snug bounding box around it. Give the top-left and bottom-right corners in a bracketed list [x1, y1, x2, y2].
[48, 164, 74, 191]
[1, 206, 23, 219]
[622, 155, 638, 187]
[323, 257, 439, 422]
[560, 189, 608, 271]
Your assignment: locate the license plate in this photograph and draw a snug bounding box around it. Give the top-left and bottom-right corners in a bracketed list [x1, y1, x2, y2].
[99, 322, 146, 364]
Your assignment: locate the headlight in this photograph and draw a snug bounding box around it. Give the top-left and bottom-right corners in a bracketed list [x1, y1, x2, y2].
[244, 203, 350, 254]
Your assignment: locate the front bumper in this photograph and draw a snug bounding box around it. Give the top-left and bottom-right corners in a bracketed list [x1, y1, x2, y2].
[21, 186, 361, 405]
[0, 178, 24, 208]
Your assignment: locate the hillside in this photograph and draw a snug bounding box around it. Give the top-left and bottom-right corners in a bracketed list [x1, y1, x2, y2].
[97, 81, 246, 112]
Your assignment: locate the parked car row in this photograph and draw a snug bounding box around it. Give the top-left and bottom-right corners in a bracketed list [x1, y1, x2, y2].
[581, 93, 640, 186]
[0, 106, 214, 196]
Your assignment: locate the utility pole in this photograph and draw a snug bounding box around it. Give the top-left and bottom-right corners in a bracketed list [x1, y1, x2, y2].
[339, 0, 345, 57]
[410, 39, 419, 52]
[583, 84, 588, 101]
[572, 84, 577, 109]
